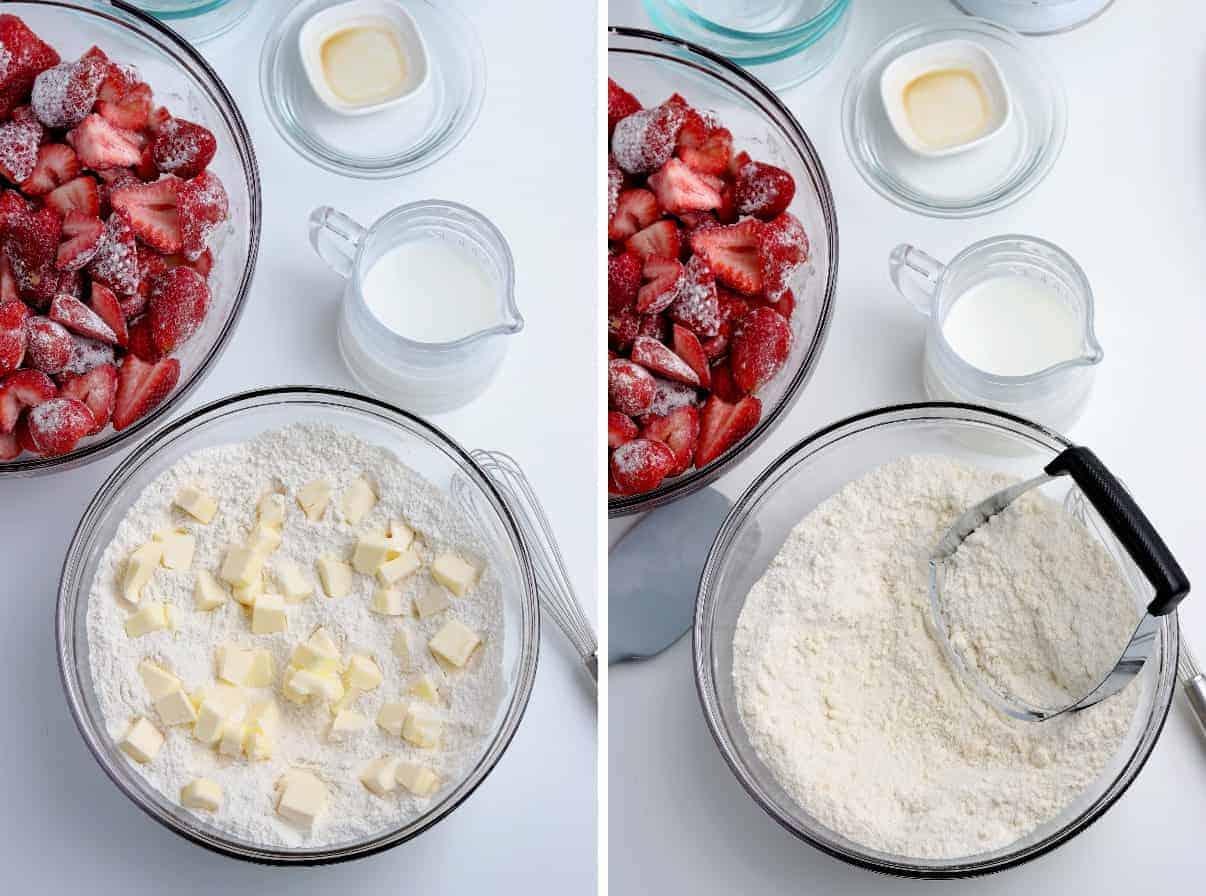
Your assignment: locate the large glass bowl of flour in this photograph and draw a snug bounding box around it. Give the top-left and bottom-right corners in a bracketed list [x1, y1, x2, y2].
[694, 402, 1178, 878]
[56, 387, 539, 864]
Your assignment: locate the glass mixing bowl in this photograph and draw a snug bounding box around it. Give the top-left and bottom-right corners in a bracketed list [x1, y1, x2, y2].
[694, 403, 1178, 877]
[56, 387, 539, 864]
[0, 0, 260, 477]
[608, 27, 839, 518]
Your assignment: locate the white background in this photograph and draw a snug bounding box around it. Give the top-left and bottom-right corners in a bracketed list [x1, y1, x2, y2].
[0, 0, 597, 890]
[609, 0, 1206, 891]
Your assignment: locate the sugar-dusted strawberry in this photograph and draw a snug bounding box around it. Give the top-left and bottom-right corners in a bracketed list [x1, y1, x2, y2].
[0, 299, 28, 374]
[637, 312, 669, 344]
[608, 306, 639, 353]
[55, 210, 104, 272]
[88, 211, 139, 296]
[626, 218, 680, 261]
[21, 144, 79, 196]
[610, 438, 677, 495]
[677, 211, 717, 236]
[607, 78, 642, 135]
[0, 189, 27, 229]
[608, 188, 659, 242]
[640, 376, 699, 424]
[607, 410, 638, 452]
[111, 354, 178, 430]
[44, 175, 100, 218]
[49, 293, 117, 345]
[61, 333, 114, 377]
[640, 404, 700, 477]
[708, 359, 745, 402]
[607, 249, 642, 313]
[607, 155, 622, 220]
[611, 100, 686, 175]
[668, 255, 721, 338]
[734, 160, 796, 220]
[673, 100, 709, 153]
[0, 119, 44, 185]
[90, 49, 142, 105]
[0, 255, 16, 305]
[646, 158, 723, 216]
[88, 280, 127, 347]
[0, 428, 19, 460]
[177, 170, 227, 260]
[768, 288, 795, 319]
[730, 306, 791, 394]
[689, 218, 764, 295]
[630, 335, 700, 387]
[4, 204, 61, 298]
[67, 114, 142, 169]
[124, 314, 158, 362]
[696, 394, 762, 467]
[150, 117, 216, 179]
[97, 80, 151, 131]
[0, 15, 61, 119]
[110, 176, 181, 253]
[728, 149, 752, 178]
[58, 361, 116, 433]
[608, 357, 656, 416]
[678, 127, 732, 176]
[636, 254, 684, 316]
[671, 323, 711, 390]
[31, 56, 107, 128]
[23, 314, 71, 373]
[0, 367, 56, 432]
[24, 396, 91, 454]
[756, 212, 808, 302]
[146, 265, 207, 354]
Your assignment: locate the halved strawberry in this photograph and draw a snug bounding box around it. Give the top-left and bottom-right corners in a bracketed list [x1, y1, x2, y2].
[88, 281, 128, 347]
[646, 158, 723, 216]
[44, 174, 100, 218]
[31, 57, 107, 128]
[678, 127, 732, 176]
[177, 170, 227, 260]
[640, 404, 701, 477]
[611, 100, 685, 175]
[607, 250, 642, 313]
[671, 323, 711, 390]
[24, 396, 91, 454]
[0, 299, 28, 374]
[610, 438, 676, 495]
[607, 188, 659, 242]
[626, 219, 680, 261]
[24, 315, 71, 373]
[0, 189, 28, 231]
[21, 144, 79, 196]
[124, 314, 159, 361]
[757, 212, 808, 302]
[59, 361, 116, 433]
[87, 212, 139, 296]
[695, 394, 762, 467]
[607, 78, 642, 136]
[607, 411, 638, 452]
[60, 333, 114, 377]
[4, 204, 61, 299]
[734, 160, 796, 220]
[708, 359, 744, 402]
[630, 335, 700, 387]
[608, 357, 656, 416]
[110, 177, 181, 253]
[730, 306, 791, 394]
[66, 114, 142, 169]
[690, 219, 764, 295]
[0, 367, 56, 432]
[91, 49, 142, 105]
[0, 16, 61, 119]
[97, 81, 151, 131]
[636, 254, 684, 315]
[0, 119, 44, 185]
[150, 118, 218, 180]
[147, 265, 208, 354]
[55, 211, 104, 272]
[49, 293, 116, 345]
[668, 255, 721, 338]
[111, 354, 179, 430]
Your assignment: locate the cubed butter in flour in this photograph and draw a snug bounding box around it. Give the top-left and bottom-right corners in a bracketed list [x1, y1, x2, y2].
[391, 629, 414, 671]
[138, 660, 180, 700]
[154, 528, 195, 570]
[329, 709, 369, 741]
[194, 569, 228, 611]
[407, 674, 439, 704]
[221, 546, 263, 589]
[290, 628, 341, 675]
[344, 654, 382, 691]
[244, 728, 273, 761]
[247, 650, 274, 687]
[217, 644, 256, 686]
[245, 523, 282, 557]
[430, 553, 479, 596]
[258, 492, 286, 529]
[180, 778, 222, 811]
[413, 583, 451, 619]
[296, 480, 331, 521]
[388, 519, 415, 553]
[155, 688, 198, 726]
[173, 486, 218, 524]
[192, 700, 228, 745]
[359, 757, 398, 796]
[246, 699, 280, 737]
[376, 702, 408, 737]
[232, 574, 264, 608]
[276, 770, 327, 829]
[370, 586, 408, 616]
[341, 476, 376, 525]
[219, 721, 247, 757]
[395, 761, 439, 797]
[251, 593, 287, 635]
[119, 717, 164, 763]
[316, 554, 353, 598]
[273, 558, 313, 603]
[124, 603, 170, 638]
[122, 542, 162, 605]
[428, 619, 482, 668]
[376, 549, 421, 587]
[401, 704, 442, 749]
[352, 533, 397, 575]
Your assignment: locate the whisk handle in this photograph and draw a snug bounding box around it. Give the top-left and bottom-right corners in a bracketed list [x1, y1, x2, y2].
[1046, 446, 1189, 616]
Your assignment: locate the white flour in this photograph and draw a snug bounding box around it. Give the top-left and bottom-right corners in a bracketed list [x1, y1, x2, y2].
[733, 456, 1140, 860]
[86, 424, 504, 849]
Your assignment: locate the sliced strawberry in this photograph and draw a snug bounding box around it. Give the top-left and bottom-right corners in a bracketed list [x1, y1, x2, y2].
[708, 359, 745, 402]
[0, 299, 27, 374]
[24, 396, 91, 454]
[610, 438, 676, 495]
[20, 143, 79, 196]
[4, 204, 61, 300]
[88, 281, 127, 347]
[611, 100, 686, 175]
[671, 323, 711, 390]
[678, 127, 732, 176]
[150, 117, 216, 179]
[626, 219, 680, 261]
[607, 78, 642, 136]
[641, 376, 700, 424]
[59, 361, 116, 433]
[647, 158, 722, 216]
[0, 119, 44, 185]
[45, 175, 100, 217]
[734, 160, 796, 220]
[630, 335, 700, 387]
[31, 57, 107, 128]
[49, 293, 116, 345]
[674, 103, 709, 153]
[730, 306, 791, 394]
[0, 428, 19, 460]
[146, 265, 207, 354]
[607, 250, 642, 313]
[635, 254, 684, 315]
[110, 177, 181, 253]
[66, 114, 142, 169]
[92, 51, 142, 105]
[0, 367, 56, 432]
[55, 211, 104, 272]
[690, 219, 764, 295]
[0, 16, 61, 119]
[87, 212, 139, 295]
[111, 354, 179, 430]
[177, 170, 227, 260]
[60, 334, 115, 377]
[97, 81, 152, 131]
[757, 212, 809, 302]
[607, 411, 638, 452]
[640, 404, 701, 477]
[696, 395, 762, 467]
[607, 188, 659, 242]
[668, 255, 721, 338]
[23, 315, 71, 373]
[608, 357, 656, 416]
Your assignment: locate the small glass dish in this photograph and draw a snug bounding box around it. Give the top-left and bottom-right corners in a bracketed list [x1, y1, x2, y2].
[56, 387, 540, 864]
[842, 17, 1067, 218]
[952, 0, 1117, 35]
[259, 0, 486, 179]
[694, 402, 1178, 878]
[125, 0, 255, 43]
[641, 0, 852, 90]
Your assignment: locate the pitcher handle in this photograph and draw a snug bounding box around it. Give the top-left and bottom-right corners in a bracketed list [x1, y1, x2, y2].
[889, 244, 945, 316]
[309, 206, 368, 279]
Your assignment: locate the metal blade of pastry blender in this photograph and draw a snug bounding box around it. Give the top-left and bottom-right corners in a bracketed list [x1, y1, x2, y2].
[609, 488, 732, 664]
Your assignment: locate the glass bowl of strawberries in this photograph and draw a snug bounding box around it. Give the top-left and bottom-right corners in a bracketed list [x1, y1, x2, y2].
[608, 27, 837, 516]
[0, 1, 259, 476]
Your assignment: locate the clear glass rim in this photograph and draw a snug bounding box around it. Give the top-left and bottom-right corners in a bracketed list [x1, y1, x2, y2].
[607, 26, 840, 518]
[55, 385, 541, 865]
[0, 0, 261, 477]
[648, 0, 848, 44]
[693, 401, 1179, 878]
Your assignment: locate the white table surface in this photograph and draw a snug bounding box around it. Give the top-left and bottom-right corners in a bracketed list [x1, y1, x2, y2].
[609, 0, 1206, 890]
[0, 0, 597, 890]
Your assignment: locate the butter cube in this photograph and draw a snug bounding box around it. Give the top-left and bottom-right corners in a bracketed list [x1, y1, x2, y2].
[219, 721, 247, 757]
[193, 700, 227, 745]
[273, 558, 313, 603]
[290, 628, 341, 674]
[192, 682, 244, 715]
[119, 717, 164, 763]
[360, 757, 399, 796]
[246, 699, 280, 737]
[329, 709, 369, 741]
[401, 704, 442, 749]
[181, 778, 222, 811]
[341, 476, 377, 525]
[217, 644, 256, 686]
[352, 533, 397, 575]
[194, 569, 228, 611]
[122, 542, 162, 605]
[388, 519, 415, 553]
[429, 619, 482, 668]
[277, 770, 328, 829]
[317, 554, 353, 598]
[370, 586, 408, 616]
[431, 553, 479, 596]
[395, 762, 439, 797]
[232, 574, 264, 608]
[413, 583, 451, 619]
[138, 660, 180, 700]
[391, 629, 414, 672]
[377, 549, 421, 586]
[156, 688, 198, 726]
[258, 491, 286, 529]
[297, 480, 331, 521]
[251, 593, 287, 635]
[125, 603, 169, 638]
[376, 702, 408, 737]
[245, 729, 273, 760]
[174, 486, 217, 524]
[286, 669, 344, 704]
[329, 686, 361, 717]
[247, 650, 274, 688]
[220, 546, 263, 589]
[408, 674, 439, 704]
[155, 529, 195, 570]
[245, 523, 282, 557]
[344, 654, 383, 691]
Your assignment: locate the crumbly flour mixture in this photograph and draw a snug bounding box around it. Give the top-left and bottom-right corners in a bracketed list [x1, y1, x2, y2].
[87, 424, 504, 848]
[733, 456, 1140, 860]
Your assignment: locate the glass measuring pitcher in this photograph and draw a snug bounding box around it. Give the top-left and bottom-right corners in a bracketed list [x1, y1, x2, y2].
[890, 234, 1103, 437]
[309, 200, 522, 415]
